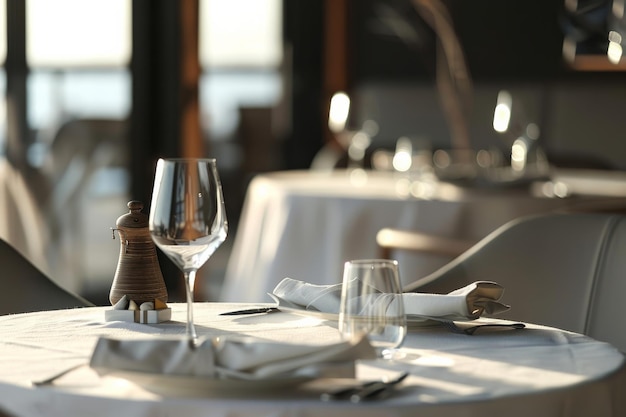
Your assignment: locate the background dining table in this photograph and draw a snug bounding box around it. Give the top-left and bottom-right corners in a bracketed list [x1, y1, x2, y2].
[220, 169, 614, 302]
[0, 303, 624, 417]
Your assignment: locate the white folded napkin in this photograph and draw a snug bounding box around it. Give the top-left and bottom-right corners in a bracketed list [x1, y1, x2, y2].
[272, 278, 510, 321]
[90, 335, 376, 381]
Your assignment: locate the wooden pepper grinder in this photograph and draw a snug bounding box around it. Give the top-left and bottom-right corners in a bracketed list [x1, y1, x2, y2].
[109, 200, 168, 305]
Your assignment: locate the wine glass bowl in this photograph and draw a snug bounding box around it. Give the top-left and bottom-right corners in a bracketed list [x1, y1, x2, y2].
[149, 158, 228, 342]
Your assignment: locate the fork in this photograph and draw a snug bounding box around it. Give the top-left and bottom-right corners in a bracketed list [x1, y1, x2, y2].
[441, 320, 525, 335]
[349, 372, 409, 402]
[320, 371, 409, 402]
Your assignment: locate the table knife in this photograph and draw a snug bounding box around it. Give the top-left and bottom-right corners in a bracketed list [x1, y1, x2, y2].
[219, 307, 280, 315]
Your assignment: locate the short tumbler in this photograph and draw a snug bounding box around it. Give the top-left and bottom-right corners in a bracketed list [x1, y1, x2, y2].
[338, 259, 406, 358]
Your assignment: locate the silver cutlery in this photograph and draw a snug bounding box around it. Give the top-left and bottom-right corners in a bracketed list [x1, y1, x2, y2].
[32, 363, 86, 387]
[320, 371, 409, 402]
[442, 320, 525, 335]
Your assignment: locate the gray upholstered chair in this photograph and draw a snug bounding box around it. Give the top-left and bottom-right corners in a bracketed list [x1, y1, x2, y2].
[0, 238, 93, 315]
[401, 213, 626, 352]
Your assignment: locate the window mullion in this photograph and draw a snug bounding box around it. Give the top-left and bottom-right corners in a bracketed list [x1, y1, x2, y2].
[5, 0, 29, 168]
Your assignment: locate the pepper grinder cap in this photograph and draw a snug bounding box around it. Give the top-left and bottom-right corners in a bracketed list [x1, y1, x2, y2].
[116, 200, 148, 228]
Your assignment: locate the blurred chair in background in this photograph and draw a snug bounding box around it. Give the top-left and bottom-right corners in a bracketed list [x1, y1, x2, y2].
[401, 212, 626, 352]
[0, 158, 50, 277]
[38, 118, 129, 294]
[39, 118, 128, 232]
[2, 118, 128, 299]
[0, 238, 93, 315]
[377, 196, 626, 275]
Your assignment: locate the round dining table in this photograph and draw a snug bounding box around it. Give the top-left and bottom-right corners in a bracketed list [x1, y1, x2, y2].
[0, 303, 624, 417]
[220, 169, 597, 302]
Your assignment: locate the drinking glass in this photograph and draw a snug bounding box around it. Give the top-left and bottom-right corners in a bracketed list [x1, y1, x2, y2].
[338, 259, 406, 359]
[149, 158, 228, 343]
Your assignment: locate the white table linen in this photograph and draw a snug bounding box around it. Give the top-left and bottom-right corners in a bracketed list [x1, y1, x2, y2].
[220, 170, 577, 302]
[0, 303, 624, 417]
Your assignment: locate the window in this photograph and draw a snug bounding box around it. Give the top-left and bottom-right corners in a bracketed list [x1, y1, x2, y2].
[200, 0, 281, 69]
[198, 0, 282, 169]
[27, 0, 130, 67]
[26, 0, 131, 134]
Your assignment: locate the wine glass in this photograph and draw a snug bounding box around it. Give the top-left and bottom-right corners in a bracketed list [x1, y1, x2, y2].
[149, 158, 228, 343]
[338, 259, 406, 360]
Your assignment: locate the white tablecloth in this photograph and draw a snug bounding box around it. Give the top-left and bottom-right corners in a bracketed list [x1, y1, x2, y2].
[0, 303, 624, 417]
[221, 170, 578, 302]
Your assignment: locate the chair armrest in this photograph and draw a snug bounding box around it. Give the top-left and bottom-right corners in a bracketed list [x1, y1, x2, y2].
[376, 228, 475, 258]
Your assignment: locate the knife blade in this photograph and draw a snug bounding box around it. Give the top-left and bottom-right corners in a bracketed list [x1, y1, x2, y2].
[219, 307, 280, 316]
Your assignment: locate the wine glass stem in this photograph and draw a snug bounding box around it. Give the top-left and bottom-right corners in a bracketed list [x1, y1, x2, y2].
[184, 270, 198, 343]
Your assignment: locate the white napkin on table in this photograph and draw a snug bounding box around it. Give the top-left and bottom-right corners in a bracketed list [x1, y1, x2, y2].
[90, 335, 376, 380]
[272, 278, 510, 321]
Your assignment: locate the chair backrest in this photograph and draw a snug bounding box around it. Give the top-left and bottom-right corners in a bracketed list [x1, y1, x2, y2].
[404, 212, 626, 352]
[0, 238, 93, 315]
[0, 159, 50, 275]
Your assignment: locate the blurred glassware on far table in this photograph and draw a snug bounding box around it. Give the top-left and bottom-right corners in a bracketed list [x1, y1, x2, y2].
[371, 137, 433, 177]
[489, 89, 551, 182]
[311, 91, 379, 171]
[426, 90, 552, 188]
